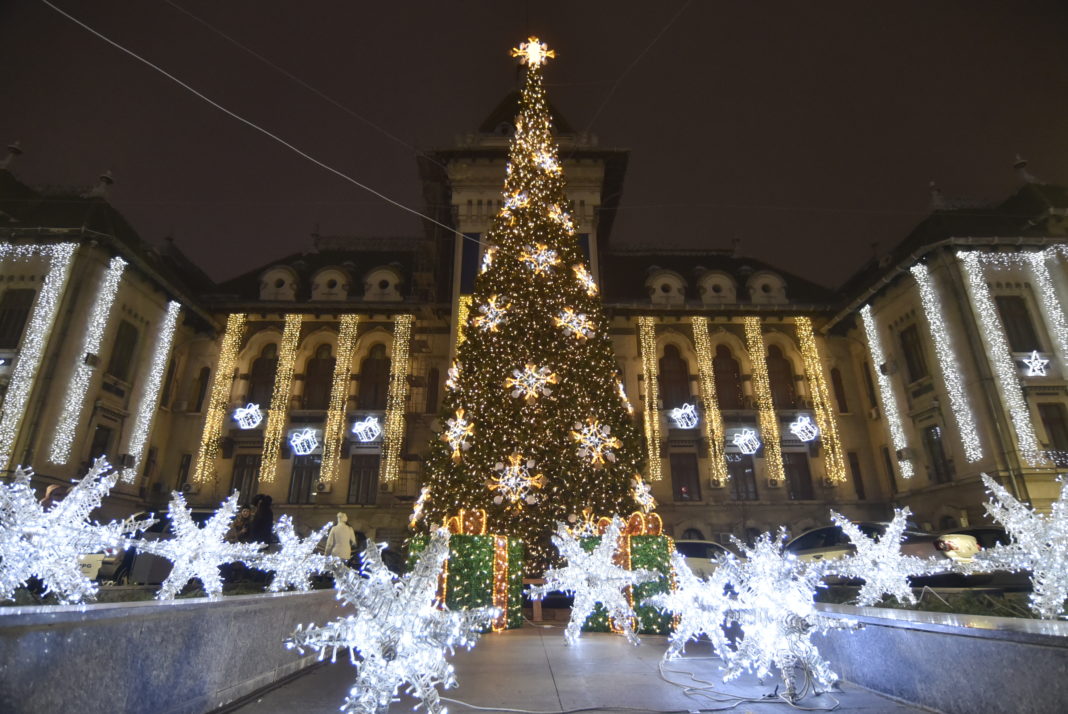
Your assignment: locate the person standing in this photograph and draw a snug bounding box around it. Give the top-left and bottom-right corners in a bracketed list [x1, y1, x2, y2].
[325, 512, 357, 566]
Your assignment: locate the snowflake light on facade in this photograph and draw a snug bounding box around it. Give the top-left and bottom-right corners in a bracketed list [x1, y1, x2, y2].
[0, 458, 149, 603]
[510, 36, 555, 66]
[548, 203, 574, 233]
[554, 307, 594, 340]
[136, 492, 264, 599]
[1024, 350, 1050, 377]
[290, 428, 320, 456]
[442, 408, 474, 462]
[234, 403, 263, 430]
[788, 414, 820, 442]
[647, 551, 732, 659]
[519, 243, 560, 276]
[528, 517, 660, 645]
[261, 515, 334, 592]
[287, 530, 498, 714]
[668, 403, 699, 429]
[631, 476, 656, 514]
[573, 264, 598, 296]
[351, 416, 383, 443]
[487, 453, 546, 507]
[446, 362, 461, 391]
[571, 418, 622, 466]
[505, 363, 557, 400]
[732, 428, 761, 455]
[473, 295, 510, 332]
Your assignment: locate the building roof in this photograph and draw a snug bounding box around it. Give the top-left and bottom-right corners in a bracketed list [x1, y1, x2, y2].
[477, 91, 576, 134]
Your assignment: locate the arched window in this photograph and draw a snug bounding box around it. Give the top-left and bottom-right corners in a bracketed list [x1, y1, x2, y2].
[766, 345, 796, 408]
[193, 366, 211, 412]
[357, 344, 390, 410]
[303, 343, 336, 410]
[425, 366, 440, 413]
[830, 367, 849, 414]
[681, 527, 705, 540]
[659, 344, 690, 408]
[713, 345, 743, 410]
[107, 320, 140, 382]
[248, 343, 278, 406]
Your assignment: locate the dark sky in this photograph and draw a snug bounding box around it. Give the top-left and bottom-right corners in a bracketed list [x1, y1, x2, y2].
[3, 1, 1068, 289]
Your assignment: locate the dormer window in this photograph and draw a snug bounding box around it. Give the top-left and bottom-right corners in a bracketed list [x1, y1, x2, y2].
[646, 268, 686, 307]
[311, 268, 351, 301]
[260, 267, 298, 301]
[747, 271, 787, 304]
[697, 271, 737, 305]
[364, 267, 403, 302]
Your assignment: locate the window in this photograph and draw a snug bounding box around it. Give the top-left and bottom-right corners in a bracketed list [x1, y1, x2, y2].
[1039, 403, 1068, 453]
[922, 424, 953, 484]
[160, 357, 178, 409]
[348, 454, 380, 505]
[713, 345, 743, 409]
[898, 324, 928, 383]
[995, 295, 1041, 353]
[881, 446, 897, 494]
[107, 320, 139, 382]
[0, 289, 35, 349]
[830, 368, 849, 413]
[142, 447, 158, 484]
[357, 344, 390, 410]
[938, 515, 958, 530]
[248, 343, 277, 406]
[669, 452, 701, 501]
[303, 344, 336, 410]
[766, 345, 796, 408]
[659, 344, 691, 408]
[231, 454, 261, 504]
[193, 366, 211, 412]
[425, 367, 440, 414]
[847, 451, 866, 500]
[861, 361, 878, 410]
[783, 452, 814, 500]
[680, 528, 705, 541]
[289, 454, 321, 504]
[727, 454, 758, 501]
[88, 424, 113, 461]
[175, 453, 192, 490]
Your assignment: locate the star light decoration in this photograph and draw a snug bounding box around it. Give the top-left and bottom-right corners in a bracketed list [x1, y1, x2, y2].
[351, 416, 383, 443]
[528, 517, 661, 645]
[548, 204, 574, 233]
[510, 36, 555, 66]
[1023, 350, 1050, 377]
[573, 264, 598, 296]
[668, 403, 699, 429]
[480, 245, 496, 274]
[519, 243, 560, 276]
[233, 403, 263, 430]
[409, 486, 430, 529]
[505, 363, 557, 400]
[487, 453, 546, 507]
[536, 153, 561, 175]
[630, 476, 656, 514]
[788, 414, 820, 443]
[473, 295, 510, 332]
[290, 428, 320, 456]
[261, 515, 334, 592]
[555, 307, 595, 340]
[288, 531, 498, 714]
[136, 492, 264, 599]
[571, 418, 622, 467]
[446, 362, 461, 391]
[732, 428, 762, 455]
[647, 552, 732, 660]
[442, 408, 474, 462]
[0, 458, 151, 604]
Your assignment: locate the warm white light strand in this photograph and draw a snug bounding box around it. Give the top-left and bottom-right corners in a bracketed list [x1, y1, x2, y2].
[744, 317, 784, 482]
[637, 317, 662, 481]
[380, 315, 413, 483]
[321, 314, 360, 484]
[1025, 251, 1068, 370]
[859, 305, 915, 478]
[795, 317, 848, 481]
[260, 314, 302, 483]
[691, 316, 729, 485]
[193, 313, 247, 484]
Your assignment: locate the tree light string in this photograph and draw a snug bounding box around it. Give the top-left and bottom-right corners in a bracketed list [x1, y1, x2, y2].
[320, 314, 360, 484]
[859, 305, 915, 478]
[380, 314, 413, 483]
[638, 317, 662, 481]
[909, 264, 983, 462]
[193, 313, 247, 484]
[691, 316, 729, 485]
[795, 317, 847, 482]
[743, 317, 784, 482]
[259, 314, 302, 483]
[120, 300, 182, 483]
[48, 256, 126, 465]
[0, 242, 77, 468]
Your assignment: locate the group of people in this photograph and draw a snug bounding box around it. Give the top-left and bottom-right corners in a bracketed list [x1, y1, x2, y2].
[225, 494, 275, 545]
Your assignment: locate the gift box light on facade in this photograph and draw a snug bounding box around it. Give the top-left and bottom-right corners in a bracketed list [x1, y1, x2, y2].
[234, 403, 263, 430]
[733, 428, 762, 455]
[351, 415, 383, 443]
[788, 414, 820, 442]
[668, 403, 699, 429]
[289, 428, 320, 456]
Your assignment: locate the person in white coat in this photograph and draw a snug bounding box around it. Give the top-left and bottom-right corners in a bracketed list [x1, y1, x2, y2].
[325, 512, 357, 565]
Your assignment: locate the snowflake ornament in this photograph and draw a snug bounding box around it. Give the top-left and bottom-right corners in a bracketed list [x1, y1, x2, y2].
[505, 363, 558, 400]
[555, 307, 595, 340]
[519, 243, 560, 276]
[487, 453, 546, 507]
[528, 517, 661, 645]
[446, 361, 461, 391]
[1024, 350, 1049, 377]
[0, 458, 150, 604]
[535, 152, 561, 175]
[233, 403, 263, 430]
[788, 414, 820, 442]
[573, 264, 598, 296]
[631, 476, 656, 514]
[511, 36, 555, 67]
[501, 191, 528, 219]
[647, 551, 732, 659]
[260, 515, 334, 592]
[352, 415, 383, 443]
[548, 204, 574, 233]
[473, 295, 510, 332]
[442, 408, 474, 462]
[136, 491, 264, 599]
[668, 403, 699, 429]
[732, 428, 762, 455]
[480, 245, 496, 274]
[409, 486, 431, 529]
[571, 418, 622, 467]
[287, 530, 498, 714]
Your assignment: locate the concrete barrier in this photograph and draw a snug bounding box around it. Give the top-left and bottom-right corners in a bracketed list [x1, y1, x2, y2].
[0, 589, 344, 714]
[815, 603, 1068, 714]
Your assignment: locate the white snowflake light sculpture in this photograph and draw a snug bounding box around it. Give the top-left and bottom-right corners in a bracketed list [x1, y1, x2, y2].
[487, 453, 546, 507]
[788, 414, 820, 442]
[352, 416, 383, 443]
[442, 408, 474, 462]
[732, 428, 762, 455]
[290, 428, 320, 456]
[573, 264, 598, 296]
[647, 551, 732, 659]
[631, 476, 656, 514]
[287, 530, 498, 714]
[978, 473, 1068, 619]
[1024, 350, 1050, 377]
[259, 515, 333, 592]
[233, 403, 263, 430]
[519, 243, 560, 276]
[473, 295, 510, 332]
[409, 486, 431, 529]
[548, 203, 574, 233]
[668, 403, 699, 429]
[0, 458, 149, 603]
[830, 508, 939, 606]
[136, 492, 264, 599]
[505, 363, 558, 400]
[571, 418, 622, 466]
[446, 362, 461, 391]
[528, 517, 660, 645]
[555, 307, 594, 339]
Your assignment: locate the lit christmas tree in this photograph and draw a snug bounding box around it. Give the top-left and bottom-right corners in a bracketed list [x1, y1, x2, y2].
[418, 38, 645, 571]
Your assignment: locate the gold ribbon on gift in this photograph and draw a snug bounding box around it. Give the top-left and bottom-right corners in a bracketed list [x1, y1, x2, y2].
[441, 508, 509, 632]
[444, 508, 488, 536]
[595, 511, 663, 536]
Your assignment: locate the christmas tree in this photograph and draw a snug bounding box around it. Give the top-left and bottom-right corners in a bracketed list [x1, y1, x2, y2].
[417, 38, 646, 572]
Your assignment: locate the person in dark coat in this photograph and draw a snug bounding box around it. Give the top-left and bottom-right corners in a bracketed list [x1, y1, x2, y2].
[248, 494, 274, 545]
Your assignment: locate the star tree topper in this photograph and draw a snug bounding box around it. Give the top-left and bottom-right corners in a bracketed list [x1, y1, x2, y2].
[259, 515, 335, 592]
[511, 36, 555, 66]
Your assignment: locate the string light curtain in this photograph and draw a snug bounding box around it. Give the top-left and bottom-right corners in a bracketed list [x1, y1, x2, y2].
[859, 305, 914, 478]
[193, 313, 247, 484]
[49, 255, 126, 465]
[259, 314, 303, 484]
[1025, 251, 1068, 369]
[794, 317, 847, 482]
[0, 242, 77, 468]
[320, 314, 360, 484]
[691, 317, 728, 485]
[743, 317, 784, 482]
[380, 314, 413, 483]
[638, 317, 662, 481]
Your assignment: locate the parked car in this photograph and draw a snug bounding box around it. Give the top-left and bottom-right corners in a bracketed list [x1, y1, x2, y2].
[673, 540, 734, 578]
[935, 526, 1031, 591]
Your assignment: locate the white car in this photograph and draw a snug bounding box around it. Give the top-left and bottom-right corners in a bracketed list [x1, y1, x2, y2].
[673, 540, 733, 578]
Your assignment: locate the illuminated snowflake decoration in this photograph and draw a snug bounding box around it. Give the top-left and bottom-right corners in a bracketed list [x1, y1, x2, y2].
[732, 428, 761, 455]
[573, 264, 598, 296]
[571, 418, 622, 467]
[668, 403, 699, 429]
[260, 515, 334, 592]
[631, 476, 656, 514]
[480, 245, 496, 274]
[473, 295, 510, 332]
[788, 414, 820, 442]
[555, 307, 595, 340]
[617, 378, 634, 414]
[136, 492, 264, 599]
[233, 403, 263, 430]
[351, 416, 383, 443]
[519, 243, 560, 276]
[290, 428, 320, 456]
[830, 508, 940, 606]
[548, 203, 574, 233]
[528, 517, 661, 645]
[0, 458, 150, 604]
[442, 408, 474, 462]
[535, 152, 561, 175]
[446, 362, 461, 391]
[510, 36, 555, 66]
[1024, 350, 1050, 377]
[505, 363, 558, 400]
[287, 530, 498, 714]
[647, 551, 732, 659]
[502, 191, 528, 216]
[487, 453, 546, 507]
[409, 486, 430, 528]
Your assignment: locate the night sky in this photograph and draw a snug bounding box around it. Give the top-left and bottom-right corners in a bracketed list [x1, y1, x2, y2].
[3, 1, 1068, 289]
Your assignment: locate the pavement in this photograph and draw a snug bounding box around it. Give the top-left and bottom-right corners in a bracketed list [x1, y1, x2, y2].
[225, 623, 925, 714]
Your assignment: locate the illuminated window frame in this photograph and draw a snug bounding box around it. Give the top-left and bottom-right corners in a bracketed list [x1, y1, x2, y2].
[743, 317, 784, 482]
[637, 317, 662, 481]
[320, 314, 360, 484]
[259, 314, 303, 483]
[691, 316, 728, 485]
[193, 313, 247, 484]
[860, 305, 915, 478]
[380, 314, 413, 483]
[794, 316, 847, 482]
